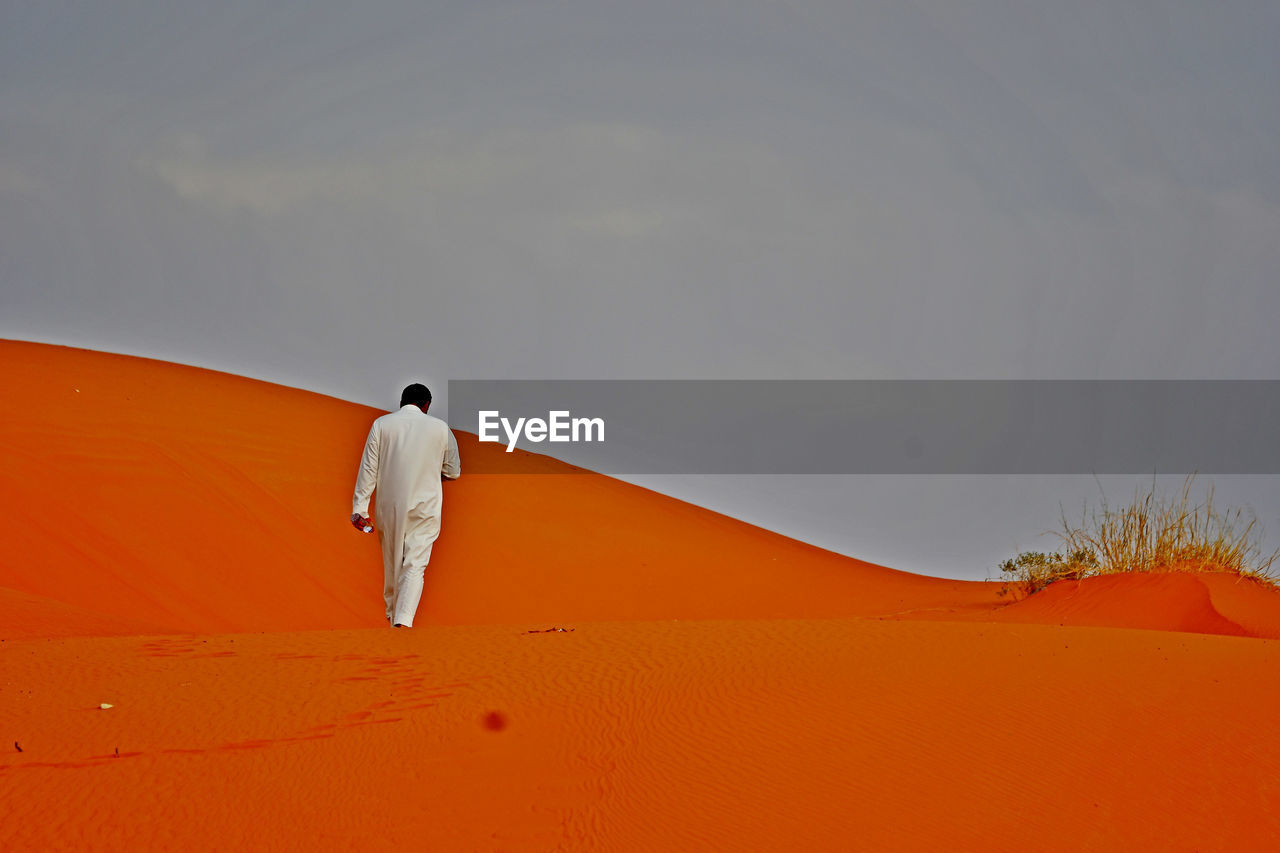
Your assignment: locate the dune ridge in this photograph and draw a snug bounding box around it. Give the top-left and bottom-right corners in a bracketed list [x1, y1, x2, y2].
[0, 339, 997, 637]
[4, 339, 1280, 850]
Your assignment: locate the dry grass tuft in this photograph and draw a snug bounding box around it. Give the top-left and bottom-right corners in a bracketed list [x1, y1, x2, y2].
[997, 475, 1279, 598]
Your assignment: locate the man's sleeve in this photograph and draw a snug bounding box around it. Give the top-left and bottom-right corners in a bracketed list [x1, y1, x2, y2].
[352, 422, 380, 516]
[442, 429, 461, 480]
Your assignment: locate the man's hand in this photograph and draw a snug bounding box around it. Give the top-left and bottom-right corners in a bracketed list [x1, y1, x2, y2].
[350, 513, 373, 533]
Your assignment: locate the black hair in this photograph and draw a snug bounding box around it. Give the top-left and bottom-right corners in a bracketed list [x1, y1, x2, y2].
[400, 383, 432, 408]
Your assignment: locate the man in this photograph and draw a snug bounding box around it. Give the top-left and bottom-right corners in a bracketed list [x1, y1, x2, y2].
[351, 383, 461, 627]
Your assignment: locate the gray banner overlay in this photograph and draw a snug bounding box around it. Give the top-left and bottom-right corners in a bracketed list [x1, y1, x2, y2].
[447, 380, 1280, 474]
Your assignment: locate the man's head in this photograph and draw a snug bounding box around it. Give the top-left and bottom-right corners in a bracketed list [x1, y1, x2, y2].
[400, 383, 432, 410]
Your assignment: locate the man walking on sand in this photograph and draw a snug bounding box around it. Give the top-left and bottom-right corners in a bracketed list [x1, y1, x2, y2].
[351, 383, 461, 627]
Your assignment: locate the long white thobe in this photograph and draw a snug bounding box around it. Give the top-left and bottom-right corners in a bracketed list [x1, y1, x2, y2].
[352, 404, 461, 627]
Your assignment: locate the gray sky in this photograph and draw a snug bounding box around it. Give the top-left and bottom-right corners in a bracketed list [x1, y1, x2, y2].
[4, 2, 1279, 579]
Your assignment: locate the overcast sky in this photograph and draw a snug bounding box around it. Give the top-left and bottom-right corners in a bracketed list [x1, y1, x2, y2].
[4, 2, 1279, 579]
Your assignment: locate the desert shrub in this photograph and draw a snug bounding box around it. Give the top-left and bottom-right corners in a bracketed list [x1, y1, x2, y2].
[997, 548, 1098, 598]
[995, 475, 1278, 598]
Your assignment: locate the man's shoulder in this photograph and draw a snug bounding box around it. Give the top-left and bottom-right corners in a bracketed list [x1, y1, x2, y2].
[391, 409, 450, 430]
[380, 405, 423, 421]
[373, 407, 451, 434]
[421, 413, 453, 435]
[369, 407, 412, 433]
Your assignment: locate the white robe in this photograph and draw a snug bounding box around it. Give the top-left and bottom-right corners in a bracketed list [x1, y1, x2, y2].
[352, 404, 461, 626]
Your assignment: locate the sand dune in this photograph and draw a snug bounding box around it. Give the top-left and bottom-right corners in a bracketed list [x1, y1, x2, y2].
[0, 339, 994, 636]
[971, 572, 1280, 639]
[3, 340, 1280, 850]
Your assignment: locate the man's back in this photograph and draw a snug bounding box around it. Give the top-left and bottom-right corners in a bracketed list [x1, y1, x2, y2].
[356, 405, 461, 522]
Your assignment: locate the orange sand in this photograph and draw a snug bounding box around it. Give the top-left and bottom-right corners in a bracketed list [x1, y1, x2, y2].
[3, 340, 1280, 850]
